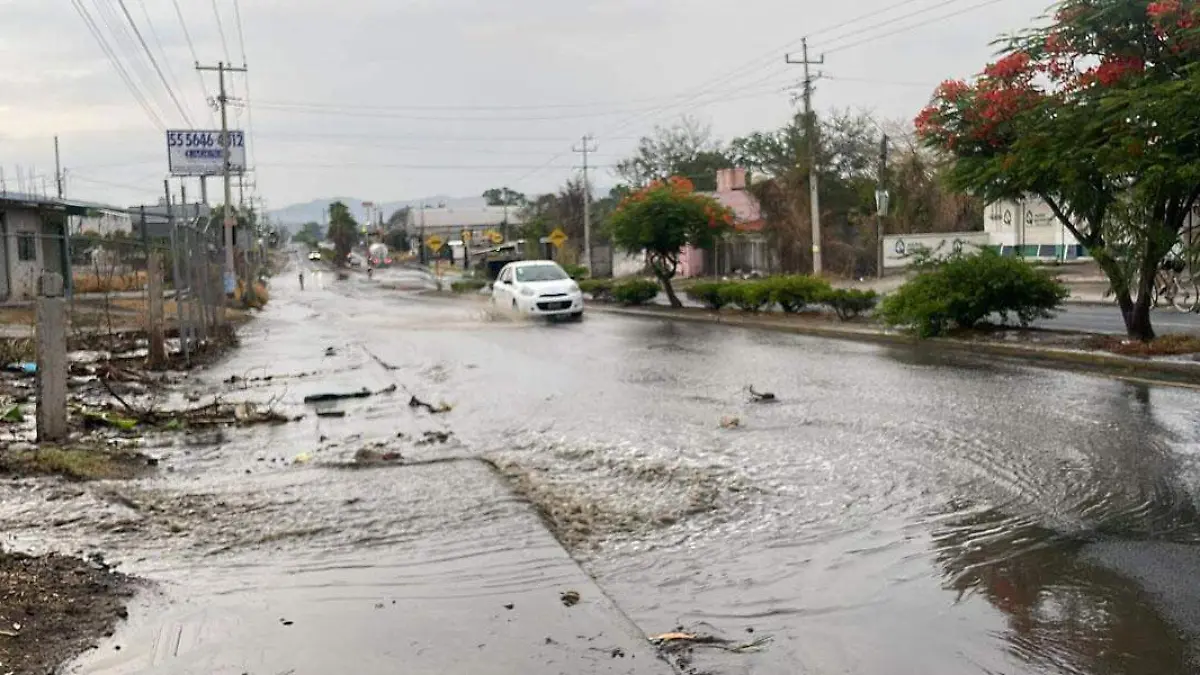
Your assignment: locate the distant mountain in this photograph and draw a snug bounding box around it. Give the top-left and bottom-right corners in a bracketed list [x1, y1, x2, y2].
[269, 195, 486, 228]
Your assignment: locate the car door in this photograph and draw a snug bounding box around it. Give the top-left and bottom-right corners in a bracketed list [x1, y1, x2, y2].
[495, 266, 514, 302]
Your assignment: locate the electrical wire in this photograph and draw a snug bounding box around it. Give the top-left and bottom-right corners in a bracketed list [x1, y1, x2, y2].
[171, 0, 218, 125]
[822, 0, 1008, 54]
[116, 0, 193, 125]
[87, 0, 172, 119]
[232, 0, 257, 177]
[68, 0, 165, 130]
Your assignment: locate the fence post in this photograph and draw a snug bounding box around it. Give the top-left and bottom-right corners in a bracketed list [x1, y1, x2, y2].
[146, 250, 166, 369]
[35, 293, 68, 443]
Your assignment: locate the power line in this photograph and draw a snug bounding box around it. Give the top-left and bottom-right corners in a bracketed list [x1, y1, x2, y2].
[251, 78, 796, 122]
[68, 0, 165, 130]
[231, 0, 256, 176]
[824, 74, 935, 88]
[823, 0, 1007, 55]
[171, 0, 217, 125]
[87, 0, 172, 119]
[211, 0, 232, 65]
[116, 0, 194, 125]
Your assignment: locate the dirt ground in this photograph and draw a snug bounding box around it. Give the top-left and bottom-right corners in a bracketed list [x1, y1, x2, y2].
[0, 550, 133, 675]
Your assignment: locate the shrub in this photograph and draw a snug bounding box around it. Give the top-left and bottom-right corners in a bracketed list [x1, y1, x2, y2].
[611, 279, 660, 306]
[768, 275, 833, 313]
[879, 250, 1068, 337]
[561, 264, 589, 280]
[686, 281, 732, 310]
[451, 279, 488, 294]
[578, 279, 614, 300]
[722, 281, 772, 312]
[822, 288, 878, 320]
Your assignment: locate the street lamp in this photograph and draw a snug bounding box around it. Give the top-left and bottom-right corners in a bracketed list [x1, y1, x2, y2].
[875, 188, 890, 279]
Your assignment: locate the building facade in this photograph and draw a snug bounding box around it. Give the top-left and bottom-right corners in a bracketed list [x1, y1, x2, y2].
[984, 197, 1086, 260]
[0, 193, 71, 301]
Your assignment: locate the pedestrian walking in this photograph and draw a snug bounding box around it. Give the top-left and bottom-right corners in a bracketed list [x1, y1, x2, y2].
[299, 271, 305, 290]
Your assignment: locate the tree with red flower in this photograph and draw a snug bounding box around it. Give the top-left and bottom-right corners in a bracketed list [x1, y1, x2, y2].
[915, 0, 1200, 341]
[609, 176, 734, 307]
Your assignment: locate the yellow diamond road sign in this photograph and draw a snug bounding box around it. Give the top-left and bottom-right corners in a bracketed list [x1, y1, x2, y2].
[488, 230, 504, 245]
[426, 234, 444, 252]
[548, 228, 568, 248]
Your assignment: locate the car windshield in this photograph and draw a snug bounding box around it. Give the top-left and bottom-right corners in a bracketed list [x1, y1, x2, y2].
[515, 265, 568, 282]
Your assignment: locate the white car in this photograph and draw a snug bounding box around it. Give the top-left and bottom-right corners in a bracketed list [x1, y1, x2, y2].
[492, 260, 584, 320]
[307, 250, 321, 261]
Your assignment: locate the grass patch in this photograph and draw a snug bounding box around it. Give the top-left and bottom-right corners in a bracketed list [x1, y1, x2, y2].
[0, 338, 35, 364]
[0, 446, 151, 481]
[1086, 333, 1200, 357]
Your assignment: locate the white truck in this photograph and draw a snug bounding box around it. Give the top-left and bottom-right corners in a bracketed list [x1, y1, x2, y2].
[368, 243, 390, 266]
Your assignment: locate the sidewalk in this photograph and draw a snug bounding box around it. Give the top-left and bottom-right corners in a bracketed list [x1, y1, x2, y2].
[65, 279, 672, 675]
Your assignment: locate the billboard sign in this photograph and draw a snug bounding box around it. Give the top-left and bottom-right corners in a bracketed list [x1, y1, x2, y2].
[166, 130, 246, 176]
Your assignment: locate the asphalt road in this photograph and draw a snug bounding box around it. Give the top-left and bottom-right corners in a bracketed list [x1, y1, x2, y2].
[16, 261, 1200, 675]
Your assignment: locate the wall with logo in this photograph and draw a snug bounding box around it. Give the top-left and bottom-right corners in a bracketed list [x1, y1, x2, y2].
[882, 232, 991, 270]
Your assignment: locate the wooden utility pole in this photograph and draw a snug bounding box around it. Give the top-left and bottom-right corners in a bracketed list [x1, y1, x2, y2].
[195, 61, 247, 295]
[786, 38, 824, 275]
[54, 136, 64, 198]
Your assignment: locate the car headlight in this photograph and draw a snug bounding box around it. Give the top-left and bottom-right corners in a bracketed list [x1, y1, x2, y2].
[520, 287, 535, 297]
[568, 282, 580, 293]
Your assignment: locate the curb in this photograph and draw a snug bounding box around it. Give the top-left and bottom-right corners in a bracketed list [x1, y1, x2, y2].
[587, 304, 1200, 388]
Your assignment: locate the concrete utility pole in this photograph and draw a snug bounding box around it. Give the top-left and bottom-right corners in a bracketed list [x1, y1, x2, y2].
[54, 136, 64, 198]
[877, 133, 889, 279]
[195, 61, 247, 294]
[573, 134, 598, 272]
[786, 38, 824, 276]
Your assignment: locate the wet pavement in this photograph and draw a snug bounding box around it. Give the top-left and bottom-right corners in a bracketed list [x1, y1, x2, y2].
[6, 261, 1200, 674]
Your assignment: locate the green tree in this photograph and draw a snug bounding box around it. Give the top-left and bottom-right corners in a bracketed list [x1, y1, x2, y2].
[915, 0, 1200, 340]
[482, 188, 527, 207]
[608, 176, 734, 307]
[386, 207, 411, 228]
[293, 221, 324, 247]
[616, 116, 733, 191]
[327, 201, 359, 267]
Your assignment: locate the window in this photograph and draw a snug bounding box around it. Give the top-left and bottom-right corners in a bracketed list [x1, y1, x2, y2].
[16, 233, 37, 262]
[515, 264, 568, 282]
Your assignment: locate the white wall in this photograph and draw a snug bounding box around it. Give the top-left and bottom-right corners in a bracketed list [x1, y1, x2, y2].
[882, 232, 991, 270]
[985, 197, 1084, 258]
[612, 251, 646, 277]
[71, 210, 133, 236]
[4, 209, 44, 300]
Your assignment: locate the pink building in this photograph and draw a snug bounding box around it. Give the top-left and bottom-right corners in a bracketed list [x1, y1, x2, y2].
[677, 168, 767, 278]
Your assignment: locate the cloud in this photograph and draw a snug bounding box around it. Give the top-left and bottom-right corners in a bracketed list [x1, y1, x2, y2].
[0, 0, 1050, 208]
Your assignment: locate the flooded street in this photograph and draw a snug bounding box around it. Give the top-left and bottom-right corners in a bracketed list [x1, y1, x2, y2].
[6, 266, 1200, 674]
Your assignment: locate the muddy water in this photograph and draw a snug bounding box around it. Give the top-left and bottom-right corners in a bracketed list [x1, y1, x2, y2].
[4, 272, 1199, 674]
[351, 291, 1200, 674]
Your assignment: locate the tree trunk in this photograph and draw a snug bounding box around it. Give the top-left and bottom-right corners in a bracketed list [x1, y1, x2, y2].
[659, 273, 683, 308]
[1096, 254, 1155, 341]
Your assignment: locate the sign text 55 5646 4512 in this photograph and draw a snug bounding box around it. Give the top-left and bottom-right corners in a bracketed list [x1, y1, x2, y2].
[166, 130, 247, 177]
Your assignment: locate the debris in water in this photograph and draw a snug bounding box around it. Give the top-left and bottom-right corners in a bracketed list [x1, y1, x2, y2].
[304, 389, 371, 404]
[747, 385, 776, 402]
[503, 603, 514, 611]
[353, 447, 403, 464]
[649, 631, 772, 653]
[560, 590, 581, 607]
[409, 395, 452, 414]
[316, 410, 346, 418]
[416, 430, 454, 446]
[720, 416, 741, 429]
[294, 453, 312, 464]
[324, 347, 337, 357]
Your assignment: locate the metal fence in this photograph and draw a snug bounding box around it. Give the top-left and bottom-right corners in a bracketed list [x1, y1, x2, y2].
[3, 219, 232, 365]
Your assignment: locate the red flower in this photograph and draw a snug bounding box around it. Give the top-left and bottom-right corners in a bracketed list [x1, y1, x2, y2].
[984, 52, 1032, 81]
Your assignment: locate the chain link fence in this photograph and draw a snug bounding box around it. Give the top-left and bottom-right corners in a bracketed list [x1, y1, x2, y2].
[5, 219, 231, 365]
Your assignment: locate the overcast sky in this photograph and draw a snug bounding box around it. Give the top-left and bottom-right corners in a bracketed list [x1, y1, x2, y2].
[0, 0, 1051, 212]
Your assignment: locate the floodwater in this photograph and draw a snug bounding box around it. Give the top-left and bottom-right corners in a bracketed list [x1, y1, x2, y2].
[4, 263, 1200, 674]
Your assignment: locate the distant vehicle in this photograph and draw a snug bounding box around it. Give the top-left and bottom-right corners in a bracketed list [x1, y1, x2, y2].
[307, 250, 321, 261]
[347, 253, 364, 268]
[368, 243, 390, 267]
[491, 260, 583, 321]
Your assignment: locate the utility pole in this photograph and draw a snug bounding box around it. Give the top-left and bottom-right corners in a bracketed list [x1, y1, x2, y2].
[573, 134, 598, 272]
[200, 176, 208, 205]
[54, 136, 64, 198]
[195, 61, 247, 294]
[786, 38, 824, 276]
[501, 188, 511, 244]
[876, 134, 890, 280]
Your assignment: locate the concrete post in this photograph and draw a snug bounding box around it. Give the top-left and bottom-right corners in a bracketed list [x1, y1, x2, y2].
[35, 297, 68, 443]
[147, 251, 166, 369]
